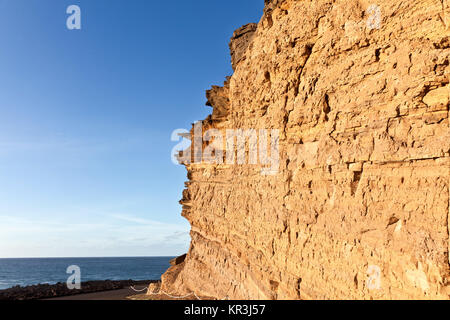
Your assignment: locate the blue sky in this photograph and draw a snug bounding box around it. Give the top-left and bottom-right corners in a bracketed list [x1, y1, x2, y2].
[0, 0, 264, 257]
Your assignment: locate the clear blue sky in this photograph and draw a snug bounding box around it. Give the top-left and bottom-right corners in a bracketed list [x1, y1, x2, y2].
[0, 0, 264, 257]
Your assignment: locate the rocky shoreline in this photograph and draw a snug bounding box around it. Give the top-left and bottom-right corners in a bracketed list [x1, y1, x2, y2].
[0, 280, 156, 300]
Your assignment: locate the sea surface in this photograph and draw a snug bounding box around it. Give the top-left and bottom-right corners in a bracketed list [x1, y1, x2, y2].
[0, 256, 174, 290]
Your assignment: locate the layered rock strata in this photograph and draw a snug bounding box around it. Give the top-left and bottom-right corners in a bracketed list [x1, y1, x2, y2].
[159, 0, 450, 299]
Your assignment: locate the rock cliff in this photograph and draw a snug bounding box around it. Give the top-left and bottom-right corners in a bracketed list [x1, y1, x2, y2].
[159, 0, 450, 299]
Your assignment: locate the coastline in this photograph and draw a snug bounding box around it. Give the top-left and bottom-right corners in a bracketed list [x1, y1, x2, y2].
[0, 280, 157, 301]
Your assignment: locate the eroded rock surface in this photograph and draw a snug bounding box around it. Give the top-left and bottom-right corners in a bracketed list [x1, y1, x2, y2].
[159, 0, 450, 299]
[229, 23, 258, 70]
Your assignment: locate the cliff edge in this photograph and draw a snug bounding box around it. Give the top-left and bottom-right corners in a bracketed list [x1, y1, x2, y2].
[158, 0, 450, 299]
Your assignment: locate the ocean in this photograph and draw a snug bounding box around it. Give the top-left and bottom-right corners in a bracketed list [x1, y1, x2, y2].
[0, 256, 174, 290]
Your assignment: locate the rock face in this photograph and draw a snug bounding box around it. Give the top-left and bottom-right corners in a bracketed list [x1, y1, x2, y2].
[229, 23, 258, 70]
[159, 0, 450, 299]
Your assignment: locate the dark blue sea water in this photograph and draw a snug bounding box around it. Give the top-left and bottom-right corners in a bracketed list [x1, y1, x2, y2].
[0, 257, 174, 290]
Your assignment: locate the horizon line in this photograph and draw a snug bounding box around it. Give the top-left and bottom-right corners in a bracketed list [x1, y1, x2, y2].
[0, 255, 178, 259]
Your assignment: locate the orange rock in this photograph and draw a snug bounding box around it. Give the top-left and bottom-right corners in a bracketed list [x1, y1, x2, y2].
[156, 0, 450, 300]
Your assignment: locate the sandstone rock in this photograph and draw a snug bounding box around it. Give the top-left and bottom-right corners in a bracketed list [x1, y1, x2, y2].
[206, 78, 230, 121]
[159, 0, 450, 300]
[170, 254, 187, 266]
[147, 282, 161, 295]
[229, 23, 257, 70]
[423, 85, 449, 107]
